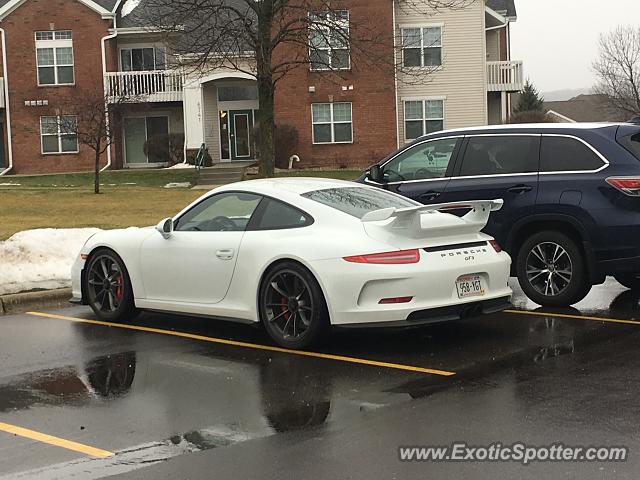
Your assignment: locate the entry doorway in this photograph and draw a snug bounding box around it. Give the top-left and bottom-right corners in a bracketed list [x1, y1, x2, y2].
[219, 110, 256, 161]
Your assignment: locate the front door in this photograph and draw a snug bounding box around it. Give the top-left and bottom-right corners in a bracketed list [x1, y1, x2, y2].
[229, 110, 253, 160]
[380, 137, 461, 204]
[139, 192, 262, 304]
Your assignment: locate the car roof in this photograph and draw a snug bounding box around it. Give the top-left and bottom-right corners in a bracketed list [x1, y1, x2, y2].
[424, 122, 623, 137]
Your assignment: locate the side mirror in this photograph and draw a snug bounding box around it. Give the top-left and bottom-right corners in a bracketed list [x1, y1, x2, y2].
[368, 164, 383, 183]
[155, 218, 174, 239]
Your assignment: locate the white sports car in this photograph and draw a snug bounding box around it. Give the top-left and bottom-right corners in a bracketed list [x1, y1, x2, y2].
[71, 178, 512, 348]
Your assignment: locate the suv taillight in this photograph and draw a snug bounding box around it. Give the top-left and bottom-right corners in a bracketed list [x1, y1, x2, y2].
[606, 177, 640, 197]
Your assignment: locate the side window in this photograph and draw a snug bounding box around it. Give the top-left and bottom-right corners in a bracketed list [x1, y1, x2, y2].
[383, 137, 459, 182]
[251, 198, 313, 230]
[174, 192, 262, 232]
[540, 136, 605, 172]
[459, 136, 539, 176]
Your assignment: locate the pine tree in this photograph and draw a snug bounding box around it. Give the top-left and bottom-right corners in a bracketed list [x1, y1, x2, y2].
[515, 79, 545, 113]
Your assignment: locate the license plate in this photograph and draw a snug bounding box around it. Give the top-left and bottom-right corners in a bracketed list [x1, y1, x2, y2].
[456, 274, 485, 299]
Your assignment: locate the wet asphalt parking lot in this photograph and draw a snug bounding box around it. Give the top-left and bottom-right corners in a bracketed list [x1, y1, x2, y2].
[2, 278, 640, 479]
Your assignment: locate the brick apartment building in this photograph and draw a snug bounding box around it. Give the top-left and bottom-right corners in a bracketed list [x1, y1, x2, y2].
[0, 0, 522, 175]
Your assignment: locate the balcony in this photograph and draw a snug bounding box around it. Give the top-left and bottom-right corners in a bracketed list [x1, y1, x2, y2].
[486, 60, 524, 92]
[104, 70, 183, 103]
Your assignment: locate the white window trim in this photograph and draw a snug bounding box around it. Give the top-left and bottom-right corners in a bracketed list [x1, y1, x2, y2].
[118, 44, 167, 72]
[311, 102, 353, 145]
[400, 24, 444, 69]
[40, 116, 79, 155]
[403, 99, 445, 142]
[309, 10, 351, 72]
[35, 31, 75, 86]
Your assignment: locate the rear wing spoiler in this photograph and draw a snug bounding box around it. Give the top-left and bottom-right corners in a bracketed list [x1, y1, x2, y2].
[360, 199, 504, 239]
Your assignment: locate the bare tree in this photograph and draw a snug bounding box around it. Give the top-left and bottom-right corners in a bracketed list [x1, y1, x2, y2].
[593, 25, 640, 117]
[57, 88, 125, 194]
[140, 0, 474, 177]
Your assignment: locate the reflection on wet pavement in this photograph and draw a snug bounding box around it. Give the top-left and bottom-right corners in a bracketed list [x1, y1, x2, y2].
[1, 278, 640, 478]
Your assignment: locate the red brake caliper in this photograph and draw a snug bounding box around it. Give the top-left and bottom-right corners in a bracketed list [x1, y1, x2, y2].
[280, 296, 290, 322]
[116, 274, 123, 301]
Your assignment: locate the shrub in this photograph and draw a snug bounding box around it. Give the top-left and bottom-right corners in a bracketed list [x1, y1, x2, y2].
[509, 110, 557, 124]
[144, 133, 185, 164]
[251, 123, 300, 169]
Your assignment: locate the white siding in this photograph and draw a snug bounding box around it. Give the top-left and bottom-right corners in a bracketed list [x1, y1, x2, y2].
[395, 0, 487, 144]
[202, 83, 220, 160]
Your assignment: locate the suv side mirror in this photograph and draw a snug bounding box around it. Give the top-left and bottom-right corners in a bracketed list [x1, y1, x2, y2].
[368, 164, 384, 183]
[156, 218, 174, 239]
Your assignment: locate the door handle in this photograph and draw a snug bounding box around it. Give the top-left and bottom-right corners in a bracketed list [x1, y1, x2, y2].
[419, 191, 441, 201]
[216, 249, 235, 260]
[507, 184, 533, 194]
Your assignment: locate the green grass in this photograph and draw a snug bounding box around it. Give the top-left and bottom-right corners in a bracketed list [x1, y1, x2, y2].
[0, 168, 197, 188]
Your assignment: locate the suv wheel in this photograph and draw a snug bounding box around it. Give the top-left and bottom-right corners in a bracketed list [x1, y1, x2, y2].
[516, 231, 591, 307]
[614, 273, 640, 291]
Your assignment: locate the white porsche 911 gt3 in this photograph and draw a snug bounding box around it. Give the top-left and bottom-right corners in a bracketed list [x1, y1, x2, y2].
[71, 178, 512, 348]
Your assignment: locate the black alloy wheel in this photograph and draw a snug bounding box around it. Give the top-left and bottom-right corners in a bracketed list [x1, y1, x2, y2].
[85, 249, 137, 322]
[259, 262, 329, 349]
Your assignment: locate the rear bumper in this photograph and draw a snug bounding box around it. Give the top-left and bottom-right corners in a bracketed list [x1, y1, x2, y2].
[337, 296, 512, 329]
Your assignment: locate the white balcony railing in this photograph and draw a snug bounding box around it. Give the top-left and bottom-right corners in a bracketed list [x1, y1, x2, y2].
[487, 60, 524, 92]
[104, 70, 183, 103]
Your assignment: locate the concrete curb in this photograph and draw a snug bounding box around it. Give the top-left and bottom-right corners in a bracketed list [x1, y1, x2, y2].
[0, 288, 72, 316]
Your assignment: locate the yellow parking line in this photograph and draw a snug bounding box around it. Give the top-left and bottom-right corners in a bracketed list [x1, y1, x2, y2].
[0, 421, 113, 458]
[26, 311, 455, 377]
[505, 309, 640, 326]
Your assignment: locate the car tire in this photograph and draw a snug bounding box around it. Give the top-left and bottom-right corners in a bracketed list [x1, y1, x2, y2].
[516, 231, 591, 307]
[84, 248, 138, 322]
[614, 273, 640, 291]
[259, 261, 329, 349]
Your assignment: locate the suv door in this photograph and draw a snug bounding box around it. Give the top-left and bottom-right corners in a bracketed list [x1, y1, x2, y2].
[441, 134, 541, 246]
[377, 137, 461, 203]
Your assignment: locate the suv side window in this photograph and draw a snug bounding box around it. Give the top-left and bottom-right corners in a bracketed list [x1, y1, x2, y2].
[382, 137, 459, 182]
[250, 198, 313, 230]
[458, 136, 539, 176]
[540, 136, 605, 172]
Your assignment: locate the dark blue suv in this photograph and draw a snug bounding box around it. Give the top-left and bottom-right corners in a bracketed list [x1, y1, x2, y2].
[358, 123, 640, 307]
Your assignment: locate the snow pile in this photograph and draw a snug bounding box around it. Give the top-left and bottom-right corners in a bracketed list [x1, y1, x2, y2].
[167, 163, 193, 169]
[121, 0, 141, 17]
[164, 182, 192, 188]
[0, 228, 101, 295]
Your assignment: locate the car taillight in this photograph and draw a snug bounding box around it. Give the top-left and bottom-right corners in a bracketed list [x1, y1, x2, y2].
[606, 177, 640, 196]
[343, 249, 420, 264]
[489, 240, 502, 253]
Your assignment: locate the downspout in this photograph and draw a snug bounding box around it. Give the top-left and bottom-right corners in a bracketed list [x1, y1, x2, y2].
[99, 2, 122, 172]
[392, 0, 401, 149]
[0, 27, 13, 176]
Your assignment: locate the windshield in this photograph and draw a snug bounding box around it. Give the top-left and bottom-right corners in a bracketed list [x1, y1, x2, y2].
[301, 186, 418, 219]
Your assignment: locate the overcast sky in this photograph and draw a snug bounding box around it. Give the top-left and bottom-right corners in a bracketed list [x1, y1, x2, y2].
[510, 0, 640, 95]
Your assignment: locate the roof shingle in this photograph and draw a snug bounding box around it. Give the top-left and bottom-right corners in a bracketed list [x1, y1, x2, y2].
[486, 0, 517, 19]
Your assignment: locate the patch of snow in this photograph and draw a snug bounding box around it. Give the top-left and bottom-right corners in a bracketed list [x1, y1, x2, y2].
[167, 163, 193, 169]
[121, 0, 141, 17]
[0, 182, 20, 186]
[0, 228, 101, 295]
[164, 182, 192, 189]
[123, 182, 137, 185]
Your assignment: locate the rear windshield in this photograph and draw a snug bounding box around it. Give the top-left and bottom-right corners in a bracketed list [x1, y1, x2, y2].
[619, 133, 640, 161]
[301, 187, 418, 219]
